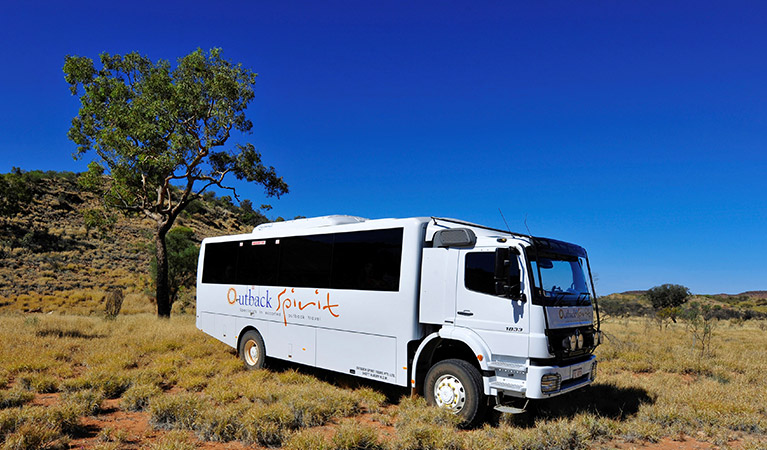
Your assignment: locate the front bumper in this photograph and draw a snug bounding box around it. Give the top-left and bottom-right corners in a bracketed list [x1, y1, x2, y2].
[486, 355, 596, 399]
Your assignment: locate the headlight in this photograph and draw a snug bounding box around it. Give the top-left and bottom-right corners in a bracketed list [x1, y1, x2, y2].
[568, 334, 577, 351]
[541, 373, 561, 393]
[576, 330, 584, 349]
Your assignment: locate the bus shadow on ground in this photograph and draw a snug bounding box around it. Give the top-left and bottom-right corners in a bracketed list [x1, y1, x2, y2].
[497, 383, 655, 426]
[263, 358, 654, 424]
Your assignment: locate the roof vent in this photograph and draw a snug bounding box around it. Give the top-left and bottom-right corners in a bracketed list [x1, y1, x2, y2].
[253, 215, 367, 233]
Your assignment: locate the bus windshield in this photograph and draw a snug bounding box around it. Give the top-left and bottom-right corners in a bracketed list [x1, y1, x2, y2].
[529, 253, 592, 306]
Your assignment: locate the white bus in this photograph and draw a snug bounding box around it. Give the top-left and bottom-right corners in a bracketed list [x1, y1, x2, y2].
[196, 215, 601, 425]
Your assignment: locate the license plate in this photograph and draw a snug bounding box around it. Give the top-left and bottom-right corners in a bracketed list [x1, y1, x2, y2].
[572, 367, 582, 378]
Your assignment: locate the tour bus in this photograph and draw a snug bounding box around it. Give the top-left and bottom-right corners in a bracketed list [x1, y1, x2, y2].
[196, 215, 601, 425]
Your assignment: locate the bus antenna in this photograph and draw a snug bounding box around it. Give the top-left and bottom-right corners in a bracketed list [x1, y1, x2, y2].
[498, 208, 512, 234]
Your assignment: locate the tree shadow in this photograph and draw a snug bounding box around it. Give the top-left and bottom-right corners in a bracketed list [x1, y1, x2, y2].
[1, 223, 94, 254]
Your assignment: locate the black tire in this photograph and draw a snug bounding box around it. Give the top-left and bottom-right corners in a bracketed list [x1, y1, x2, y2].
[239, 329, 266, 370]
[425, 359, 486, 427]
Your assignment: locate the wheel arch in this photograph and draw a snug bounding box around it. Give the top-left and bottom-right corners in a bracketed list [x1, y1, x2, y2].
[410, 328, 491, 396]
[236, 325, 261, 356]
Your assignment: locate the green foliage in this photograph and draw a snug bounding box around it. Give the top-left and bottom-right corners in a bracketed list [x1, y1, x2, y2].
[681, 302, 717, 359]
[150, 227, 199, 307]
[598, 295, 652, 318]
[64, 47, 288, 317]
[82, 208, 117, 238]
[0, 168, 36, 217]
[646, 284, 691, 310]
[646, 284, 691, 324]
[0, 169, 78, 218]
[237, 199, 268, 226]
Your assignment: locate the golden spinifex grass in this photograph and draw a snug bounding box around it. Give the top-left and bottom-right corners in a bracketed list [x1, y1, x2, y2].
[0, 313, 765, 449]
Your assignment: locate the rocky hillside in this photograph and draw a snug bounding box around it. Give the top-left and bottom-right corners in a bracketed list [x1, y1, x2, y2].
[0, 171, 270, 315]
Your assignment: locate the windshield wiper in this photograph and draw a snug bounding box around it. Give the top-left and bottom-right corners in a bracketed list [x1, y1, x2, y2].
[575, 292, 591, 305]
[549, 291, 568, 306]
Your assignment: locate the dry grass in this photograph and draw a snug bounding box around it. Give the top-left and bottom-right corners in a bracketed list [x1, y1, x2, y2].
[0, 313, 764, 449]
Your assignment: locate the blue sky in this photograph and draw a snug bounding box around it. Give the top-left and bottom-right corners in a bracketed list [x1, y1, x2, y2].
[1, 1, 765, 295]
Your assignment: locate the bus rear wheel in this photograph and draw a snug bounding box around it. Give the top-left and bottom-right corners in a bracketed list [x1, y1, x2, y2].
[425, 359, 485, 427]
[239, 329, 266, 370]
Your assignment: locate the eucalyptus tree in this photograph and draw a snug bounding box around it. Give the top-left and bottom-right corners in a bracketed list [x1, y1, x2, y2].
[64, 48, 287, 317]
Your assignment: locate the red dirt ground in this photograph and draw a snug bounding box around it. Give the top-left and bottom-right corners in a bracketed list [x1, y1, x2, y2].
[27, 393, 739, 449]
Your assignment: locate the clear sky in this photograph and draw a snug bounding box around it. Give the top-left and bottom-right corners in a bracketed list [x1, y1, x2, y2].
[0, 1, 765, 295]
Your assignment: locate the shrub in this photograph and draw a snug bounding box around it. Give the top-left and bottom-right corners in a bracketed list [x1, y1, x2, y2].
[120, 384, 162, 412]
[87, 372, 132, 399]
[285, 384, 359, 427]
[331, 420, 382, 450]
[0, 390, 34, 409]
[148, 430, 196, 450]
[81, 208, 117, 238]
[61, 389, 104, 416]
[104, 288, 124, 320]
[1, 422, 68, 450]
[149, 393, 204, 430]
[17, 374, 58, 393]
[388, 397, 464, 450]
[238, 403, 294, 447]
[354, 387, 387, 414]
[283, 429, 330, 450]
[195, 404, 247, 442]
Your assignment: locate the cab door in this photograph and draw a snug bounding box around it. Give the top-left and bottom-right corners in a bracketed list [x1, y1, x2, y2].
[454, 248, 529, 356]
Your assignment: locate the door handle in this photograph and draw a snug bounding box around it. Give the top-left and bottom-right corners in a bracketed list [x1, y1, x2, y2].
[457, 310, 474, 316]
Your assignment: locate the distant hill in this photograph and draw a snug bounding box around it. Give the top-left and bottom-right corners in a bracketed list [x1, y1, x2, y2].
[618, 289, 767, 299]
[0, 170, 275, 314]
[600, 289, 767, 319]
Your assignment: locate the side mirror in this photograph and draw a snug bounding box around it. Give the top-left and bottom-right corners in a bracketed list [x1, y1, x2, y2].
[495, 247, 523, 300]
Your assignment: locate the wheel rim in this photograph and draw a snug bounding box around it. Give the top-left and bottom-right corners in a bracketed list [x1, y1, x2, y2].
[243, 340, 259, 366]
[433, 374, 466, 412]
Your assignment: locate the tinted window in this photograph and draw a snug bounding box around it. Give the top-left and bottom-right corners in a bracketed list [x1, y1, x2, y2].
[465, 252, 496, 296]
[236, 239, 279, 285]
[201, 228, 403, 292]
[332, 228, 403, 291]
[201, 241, 241, 284]
[278, 234, 333, 288]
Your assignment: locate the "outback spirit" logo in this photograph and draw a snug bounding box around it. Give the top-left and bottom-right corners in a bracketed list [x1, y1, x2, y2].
[226, 287, 339, 326]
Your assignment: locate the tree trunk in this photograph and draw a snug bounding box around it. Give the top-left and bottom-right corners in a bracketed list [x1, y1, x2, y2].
[155, 226, 172, 318]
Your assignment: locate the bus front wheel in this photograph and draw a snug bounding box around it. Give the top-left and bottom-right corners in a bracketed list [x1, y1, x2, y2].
[425, 359, 485, 427]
